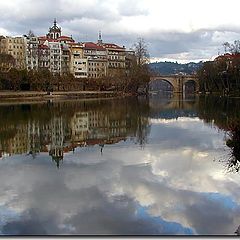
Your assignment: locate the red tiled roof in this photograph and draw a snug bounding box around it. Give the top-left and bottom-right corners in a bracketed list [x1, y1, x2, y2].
[39, 36, 48, 39]
[47, 39, 59, 42]
[57, 36, 75, 42]
[83, 42, 106, 51]
[215, 53, 240, 61]
[102, 43, 125, 50]
[58, 35, 72, 39]
[38, 44, 49, 49]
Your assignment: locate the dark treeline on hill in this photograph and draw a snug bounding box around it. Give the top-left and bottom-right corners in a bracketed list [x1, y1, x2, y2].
[149, 61, 203, 75]
[197, 40, 240, 94]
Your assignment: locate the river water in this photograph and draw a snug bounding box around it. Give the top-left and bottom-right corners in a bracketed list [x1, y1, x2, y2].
[0, 94, 240, 235]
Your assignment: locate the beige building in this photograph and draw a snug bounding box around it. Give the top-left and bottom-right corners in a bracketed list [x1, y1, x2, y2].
[69, 43, 87, 78]
[0, 36, 26, 70]
[101, 43, 126, 77]
[83, 42, 107, 78]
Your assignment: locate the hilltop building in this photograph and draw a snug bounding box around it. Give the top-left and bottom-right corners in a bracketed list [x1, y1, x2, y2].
[0, 19, 134, 80]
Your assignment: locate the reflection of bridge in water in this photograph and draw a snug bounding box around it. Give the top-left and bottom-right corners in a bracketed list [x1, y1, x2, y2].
[150, 75, 199, 93]
[149, 93, 198, 119]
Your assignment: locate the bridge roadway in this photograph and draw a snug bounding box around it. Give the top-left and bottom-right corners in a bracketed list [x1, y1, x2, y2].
[150, 74, 199, 93]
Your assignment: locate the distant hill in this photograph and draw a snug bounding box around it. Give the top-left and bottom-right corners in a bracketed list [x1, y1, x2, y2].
[149, 61, 203, 75]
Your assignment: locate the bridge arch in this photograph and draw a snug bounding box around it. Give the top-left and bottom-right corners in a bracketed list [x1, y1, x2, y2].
[149, 78, 175, 92]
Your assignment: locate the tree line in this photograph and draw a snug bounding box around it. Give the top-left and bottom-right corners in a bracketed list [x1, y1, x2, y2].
[197, 40, 240, 94]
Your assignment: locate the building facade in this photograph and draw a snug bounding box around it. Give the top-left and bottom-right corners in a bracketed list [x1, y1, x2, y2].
[69, 43, 87, 78]
[0, 36, 26, 70]
[38, 44, 50, 71]
[83, 42, 108, 78]
[0, 19, 134, 80]
[25, 34, 39, 71]
[102, 43, 126, 77]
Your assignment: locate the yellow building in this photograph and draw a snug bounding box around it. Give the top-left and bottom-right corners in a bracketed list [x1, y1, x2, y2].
[0, 36, 26, 70]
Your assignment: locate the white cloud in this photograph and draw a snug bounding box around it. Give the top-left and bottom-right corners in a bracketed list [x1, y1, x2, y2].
[1, 1, 240, 64]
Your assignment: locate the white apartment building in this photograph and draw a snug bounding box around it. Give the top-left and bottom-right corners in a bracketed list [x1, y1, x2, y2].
[45, 40, 62, 74]
[24, 35, 39, 71]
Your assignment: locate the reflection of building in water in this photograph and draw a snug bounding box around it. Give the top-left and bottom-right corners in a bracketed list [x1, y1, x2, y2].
[27, 120, 41, 157]
[48, 116, 64, 168]
[71, 111, 89, 142]
[8, 124, 28, 155]
[88, 111, 109, 139]
[0, 106, 136, 165]
[109, 119, 128, 137]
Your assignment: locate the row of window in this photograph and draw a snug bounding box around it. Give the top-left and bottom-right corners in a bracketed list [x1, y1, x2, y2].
[8, 39, 24, 44]
[88, 73, 105, 78]
[28, 61, 37, 64]
[75, 72, 87, 76]
[74, 61, 86, 65]
[89, 62, 105, 66]
[89, 68, 105, 72]
[109, 62, 125, 67]
[51, 50, 60, 53]
[109, 55, 125, 60]
[10, 51, 23, 56]
[9, 45, 23, 49]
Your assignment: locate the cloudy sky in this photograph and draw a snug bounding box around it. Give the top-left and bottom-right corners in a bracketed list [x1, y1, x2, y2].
[1, 0, 240, 62]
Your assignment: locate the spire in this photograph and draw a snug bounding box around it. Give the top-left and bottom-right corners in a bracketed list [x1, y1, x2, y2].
[54, 18, 57, 27]
[98, 31, 103, 45]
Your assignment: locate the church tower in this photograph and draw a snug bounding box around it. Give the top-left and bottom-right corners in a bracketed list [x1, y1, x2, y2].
[98, 31, 103, 45]
[47, 19, 62, 39]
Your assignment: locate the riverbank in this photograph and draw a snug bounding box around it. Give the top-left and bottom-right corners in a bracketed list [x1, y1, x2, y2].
[0, 90, 130, 101]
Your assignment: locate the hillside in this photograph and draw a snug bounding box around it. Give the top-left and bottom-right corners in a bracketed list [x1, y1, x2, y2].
[149, 61, 203, 75]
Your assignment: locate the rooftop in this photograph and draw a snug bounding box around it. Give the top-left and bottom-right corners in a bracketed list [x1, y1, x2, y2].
[83, 42, 106, 51]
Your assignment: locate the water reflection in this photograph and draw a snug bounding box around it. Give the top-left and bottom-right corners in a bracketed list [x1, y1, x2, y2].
[0, 98, 150, 168]
[197, 95, 240, 173]
[0, 95, 240, 235]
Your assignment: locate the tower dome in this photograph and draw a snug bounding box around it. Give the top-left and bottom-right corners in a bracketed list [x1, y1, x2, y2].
[47, 19, 62, 40]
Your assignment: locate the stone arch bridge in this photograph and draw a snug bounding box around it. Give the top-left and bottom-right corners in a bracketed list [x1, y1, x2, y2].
[150, 75, 199, 93]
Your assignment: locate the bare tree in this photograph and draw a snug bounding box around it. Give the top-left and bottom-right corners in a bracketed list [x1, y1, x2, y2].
[223, 40, 240, 54]
[133, 38, 150, 66]
[27, 30, 35, 37]
[223, 42, 230, 53]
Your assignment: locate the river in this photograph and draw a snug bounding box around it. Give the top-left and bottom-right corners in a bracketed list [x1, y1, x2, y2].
[0, 94, 240, 235]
